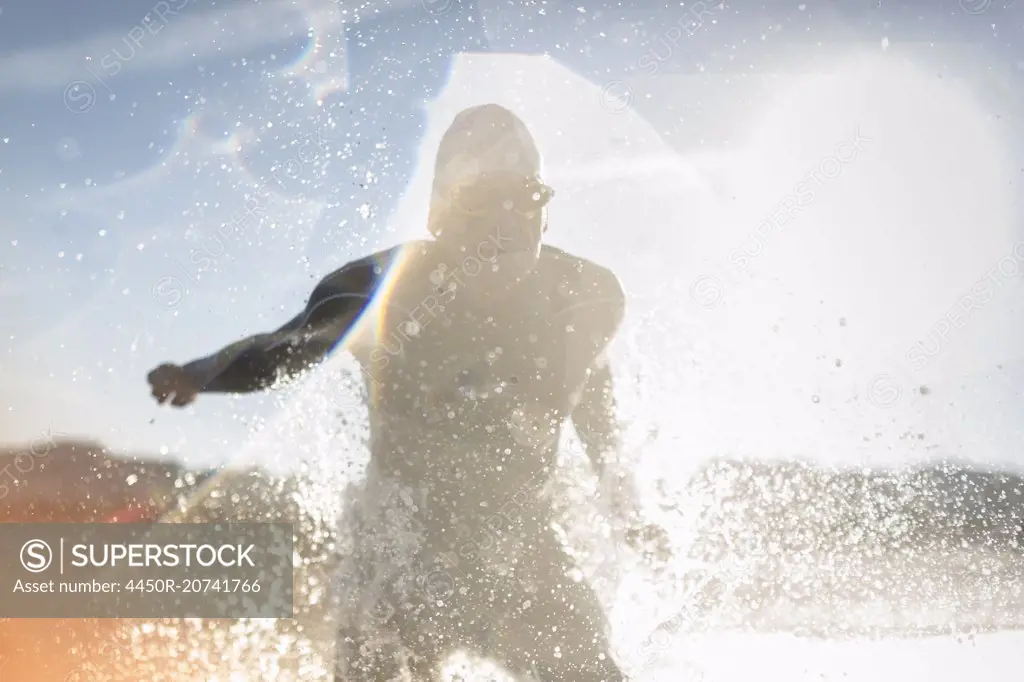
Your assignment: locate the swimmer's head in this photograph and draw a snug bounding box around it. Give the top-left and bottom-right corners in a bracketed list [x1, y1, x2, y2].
[428, 104, 552, 264]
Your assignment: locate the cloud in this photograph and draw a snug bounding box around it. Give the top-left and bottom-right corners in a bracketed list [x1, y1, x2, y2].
[0, 1, 324, 94]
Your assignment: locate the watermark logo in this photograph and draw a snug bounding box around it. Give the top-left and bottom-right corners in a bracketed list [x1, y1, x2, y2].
[689, 274, 724, 309]
[151, 276, 186, 310]
[20, 539, 52, 573]
[3, 523, 292, 618]
[598, 81, 634, 114]
[323, 364, 370, 412]
[956, 568, 998, 605]
[421, 0, 455, 15]
[866, 374, 902, 408]
[421, 570, 456, 603]
[960, 0, 992, 13]
[62, 81, 97, 114]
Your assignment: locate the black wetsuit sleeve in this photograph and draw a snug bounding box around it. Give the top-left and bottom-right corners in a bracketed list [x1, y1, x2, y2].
[180, 253, 388, 394]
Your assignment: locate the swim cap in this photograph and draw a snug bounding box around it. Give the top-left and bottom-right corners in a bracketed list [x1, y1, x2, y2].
[428, 104, 543, 236]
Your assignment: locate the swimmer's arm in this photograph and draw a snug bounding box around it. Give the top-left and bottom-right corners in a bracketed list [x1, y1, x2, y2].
[574, 357, 648, 529]
[179, 312, 335, 395]
[568, 261, 627, 478]
[571, 356, 623, 479]
[181, 258, 383, 394]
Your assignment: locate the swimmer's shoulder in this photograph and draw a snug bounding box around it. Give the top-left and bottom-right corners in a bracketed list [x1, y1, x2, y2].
[310, 240, 435, 303]
[540, 244, 625, 314]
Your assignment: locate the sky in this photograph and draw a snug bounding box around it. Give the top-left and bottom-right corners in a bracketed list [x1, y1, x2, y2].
[1, 0, 1023, 479]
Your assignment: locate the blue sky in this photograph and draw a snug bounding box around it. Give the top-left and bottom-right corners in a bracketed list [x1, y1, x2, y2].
[1, 0, 1023, 474]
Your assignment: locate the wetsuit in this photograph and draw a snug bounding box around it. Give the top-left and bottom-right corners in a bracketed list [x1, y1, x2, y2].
[172, 237, 628, 680]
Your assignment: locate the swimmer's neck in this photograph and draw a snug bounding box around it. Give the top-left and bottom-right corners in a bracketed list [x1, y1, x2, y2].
[431, 233, 542, 300]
